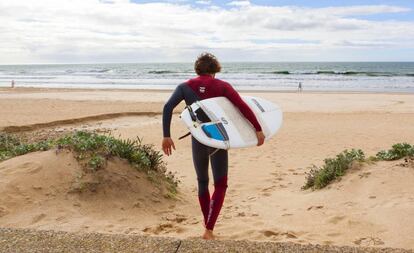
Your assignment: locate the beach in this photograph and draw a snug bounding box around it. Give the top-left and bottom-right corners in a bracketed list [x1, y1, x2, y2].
[0, 87, 414, 249]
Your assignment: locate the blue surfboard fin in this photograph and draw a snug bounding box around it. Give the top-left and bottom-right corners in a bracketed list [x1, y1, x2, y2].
[201, 123, 229, 141]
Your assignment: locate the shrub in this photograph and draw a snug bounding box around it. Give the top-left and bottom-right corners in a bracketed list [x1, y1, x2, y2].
[376, 143, 414, 161]
[88, 154, 106, 171]
[0, 133, 53, 161]
[0, 133, 21, 151]
[56, 131, 179, 193]
[0, 131, 179, 195]
[302, 149, 365, 190]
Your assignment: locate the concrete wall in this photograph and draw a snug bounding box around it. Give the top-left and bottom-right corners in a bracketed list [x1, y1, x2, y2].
[0, 228, 412, 253]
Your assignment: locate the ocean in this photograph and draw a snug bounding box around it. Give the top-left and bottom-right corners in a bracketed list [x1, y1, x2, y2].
[0, 62, 413, 92]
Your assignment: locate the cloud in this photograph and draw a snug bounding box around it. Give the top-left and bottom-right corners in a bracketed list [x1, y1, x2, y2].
[100, 0, 130, 4]
[0, 0, 413, 63]
[335, 40, 397, 48]
[320, 5, 410, 16]
[195, 0, 211, 5]
[227, 1, 250, 7]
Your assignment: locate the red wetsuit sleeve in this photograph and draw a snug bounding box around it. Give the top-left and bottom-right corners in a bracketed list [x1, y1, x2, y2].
[222, 83, 262, 131]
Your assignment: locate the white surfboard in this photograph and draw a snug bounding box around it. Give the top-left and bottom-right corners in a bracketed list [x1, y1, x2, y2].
[180, 96, 283, 149]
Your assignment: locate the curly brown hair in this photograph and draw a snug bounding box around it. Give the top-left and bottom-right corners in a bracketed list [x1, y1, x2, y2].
[194, 52, 221, 76]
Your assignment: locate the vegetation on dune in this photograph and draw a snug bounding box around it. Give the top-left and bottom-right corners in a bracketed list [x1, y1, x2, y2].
[375, 143, 414, 161]
[3, 131, 412, 194]
[302, 149, 365, 190]
[0, 133, 53, 161]
[303, 143, 414, 190]
[0, 131, 178, 196]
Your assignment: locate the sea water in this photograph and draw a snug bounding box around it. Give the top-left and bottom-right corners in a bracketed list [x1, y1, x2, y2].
[0, 62, 413, 92]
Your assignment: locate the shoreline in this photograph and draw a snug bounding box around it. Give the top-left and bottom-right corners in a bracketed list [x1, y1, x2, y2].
[1, 86, 414, 95]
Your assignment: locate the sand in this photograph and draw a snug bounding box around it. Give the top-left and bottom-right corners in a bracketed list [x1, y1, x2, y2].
[0, 87, 413, 249]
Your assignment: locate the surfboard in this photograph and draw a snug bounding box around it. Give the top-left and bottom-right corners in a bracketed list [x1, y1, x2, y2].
[180, 96, 283, 149]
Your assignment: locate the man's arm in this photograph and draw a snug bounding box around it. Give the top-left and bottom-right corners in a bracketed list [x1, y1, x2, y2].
[222, 83, 262, 132]
[162, 84, 185, 137]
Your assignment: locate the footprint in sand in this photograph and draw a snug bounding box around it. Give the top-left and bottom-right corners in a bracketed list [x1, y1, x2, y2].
[260, 186, 275, 196]
[282, 231, 298, 239]
[0, 207, 9, 217]
[262, 230, 280, 237]
[150, 196, 161, 203]
[31, 213, 47, 224]
[327, 232, 342, 237]
[55, 216, 66, 222]
[142, 222, 186, 235]
[124, 227, 137, 234]
[307, 205, 324, 211]
[132, 201, 141, 208]
[343, 201, 357, 208]
[354, 237, 385, 246]
[262, 230, 299, 240]
[261, 186, 276, 192]
[327, 215, 346, 224]
[223, 214, 232, 220]
[236, 212, 246, 217]
[163, 213, 187, 224]
[359, 172, 371, 179]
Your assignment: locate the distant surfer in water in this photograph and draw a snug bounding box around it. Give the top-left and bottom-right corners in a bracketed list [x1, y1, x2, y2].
[162, 52, 265, 240]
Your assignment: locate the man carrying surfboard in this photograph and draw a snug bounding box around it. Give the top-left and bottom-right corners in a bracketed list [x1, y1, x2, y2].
[162, 52, 265, 240]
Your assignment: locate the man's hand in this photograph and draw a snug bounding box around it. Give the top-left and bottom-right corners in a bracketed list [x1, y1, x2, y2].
[256, 131, 265, 146]
[162, 137, 176, 156]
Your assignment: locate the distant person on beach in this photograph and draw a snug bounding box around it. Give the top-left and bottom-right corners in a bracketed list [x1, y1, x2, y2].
[11, 80, 15, 88]
[162, 53, 264, 240]
[298, 82, 302, 92]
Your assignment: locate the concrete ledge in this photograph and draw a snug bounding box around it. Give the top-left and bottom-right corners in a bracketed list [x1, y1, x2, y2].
[0, 228, 179, 253]
[179, 239, 413, 253]
[0, 228, 412, 253]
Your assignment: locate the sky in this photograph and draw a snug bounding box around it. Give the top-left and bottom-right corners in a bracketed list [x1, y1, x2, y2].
[0, 0, 413, 64]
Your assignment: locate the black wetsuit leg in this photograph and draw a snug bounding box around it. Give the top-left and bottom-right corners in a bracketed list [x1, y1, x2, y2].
[192, 137, 210, 225]
[192, 137, 228, 230]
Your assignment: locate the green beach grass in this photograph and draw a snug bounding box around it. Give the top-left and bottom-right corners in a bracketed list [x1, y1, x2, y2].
[302, 143, 414, 190]
[0, 131, 178, 195]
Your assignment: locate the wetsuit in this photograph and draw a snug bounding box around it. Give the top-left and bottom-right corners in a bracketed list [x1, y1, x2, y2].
[162, 75, 261, 230]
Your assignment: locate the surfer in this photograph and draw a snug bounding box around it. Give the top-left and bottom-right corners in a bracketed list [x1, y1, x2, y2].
[162, 52, 265, 240]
